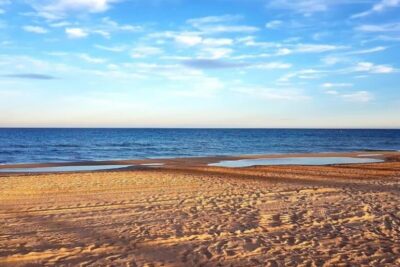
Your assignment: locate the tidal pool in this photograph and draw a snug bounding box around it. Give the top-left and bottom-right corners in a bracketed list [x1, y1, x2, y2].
[209, 157, 383, 168]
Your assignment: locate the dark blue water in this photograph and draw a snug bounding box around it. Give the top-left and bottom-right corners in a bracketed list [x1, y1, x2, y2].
[0, 128, 399, 164]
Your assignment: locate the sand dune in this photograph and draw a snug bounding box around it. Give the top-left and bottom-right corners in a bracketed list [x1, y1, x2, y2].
[1, 153, 400, 266]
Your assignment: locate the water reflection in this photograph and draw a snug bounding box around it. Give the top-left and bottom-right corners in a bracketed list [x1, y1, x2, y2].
[209, 157, 383, 168]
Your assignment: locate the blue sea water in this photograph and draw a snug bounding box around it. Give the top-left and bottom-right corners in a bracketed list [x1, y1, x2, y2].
[0, 128, 399, 164]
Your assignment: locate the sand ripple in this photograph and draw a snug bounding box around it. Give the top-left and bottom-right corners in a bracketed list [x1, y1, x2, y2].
[1, 158, 400, 266]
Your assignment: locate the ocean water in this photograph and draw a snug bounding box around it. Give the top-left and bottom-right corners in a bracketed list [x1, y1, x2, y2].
[0, 128, 399, 164]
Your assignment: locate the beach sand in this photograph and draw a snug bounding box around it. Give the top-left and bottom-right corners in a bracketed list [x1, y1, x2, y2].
[1, 152, 400, 266]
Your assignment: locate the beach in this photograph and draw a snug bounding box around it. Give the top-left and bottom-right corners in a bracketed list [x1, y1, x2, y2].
[1, 152, 400, 266]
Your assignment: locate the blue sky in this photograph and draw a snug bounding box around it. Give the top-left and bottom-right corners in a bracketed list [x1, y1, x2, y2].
[0, 0, 399, 128]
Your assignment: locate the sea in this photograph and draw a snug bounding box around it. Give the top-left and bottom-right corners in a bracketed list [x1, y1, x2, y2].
[0, 128, 399, 164]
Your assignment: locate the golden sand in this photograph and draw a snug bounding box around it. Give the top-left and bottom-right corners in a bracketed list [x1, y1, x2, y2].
[1, 153, 400, 266]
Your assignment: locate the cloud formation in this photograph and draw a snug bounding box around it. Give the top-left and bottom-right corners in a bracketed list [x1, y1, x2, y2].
[182, 59, 247, 69]
[65, 27, 88, 38]
[352, 0, 400, 18]
[354, 62, 395, 73]
[30, 0, 121, 20]
[22, 25, 48, 34]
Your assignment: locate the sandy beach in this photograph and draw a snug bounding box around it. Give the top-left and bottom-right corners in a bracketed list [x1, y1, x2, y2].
[1, 152, 400, 266]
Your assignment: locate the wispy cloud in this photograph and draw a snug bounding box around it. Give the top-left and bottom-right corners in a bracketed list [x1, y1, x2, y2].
[293, 44, 346, 53]
[322, 83, 353, 88]
[22, 25, 48, 34]
[131, 46, 163, 58]
[354, 62, 395, 73]
[187, 15, 242, 26]
[198, 47, 233, 59]
[63, 17, 141, 39]
[182, 59, 291, 70]
[345, 46, 387, 55]
[352, 0, 400, 18]
[241, 39, 346, 55]
[187, 15, 259, 34]
[325, 89, 373, 102]
[182, 59, 247, 69]
[65, 27, 88, 38]
[355, 22, 400, 32]
[79, 53, 106, 64]
[265, 20, 282, 29]
[341, 91, 374, 102]
[94, 44, 127, 52]
[278, 69, 326, 82]
[29, 0, 121, 20]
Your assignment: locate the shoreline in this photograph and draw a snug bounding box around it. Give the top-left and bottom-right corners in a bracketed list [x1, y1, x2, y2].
[0, 150, 397, 171]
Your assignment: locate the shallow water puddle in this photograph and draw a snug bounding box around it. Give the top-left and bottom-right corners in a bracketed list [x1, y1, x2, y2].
[209, 157, 383, 167]
[0, 165, 133, 173]
[141, 163, 164, 166]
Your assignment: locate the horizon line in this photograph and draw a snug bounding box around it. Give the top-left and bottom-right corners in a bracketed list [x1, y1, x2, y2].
[1, 127, 400, 130]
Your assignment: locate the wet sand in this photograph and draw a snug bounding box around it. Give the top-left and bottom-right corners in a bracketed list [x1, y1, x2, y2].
[1, 152, 400, 266]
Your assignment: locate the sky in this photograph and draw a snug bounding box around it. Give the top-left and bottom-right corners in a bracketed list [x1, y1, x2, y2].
[0, 0, 399, 128]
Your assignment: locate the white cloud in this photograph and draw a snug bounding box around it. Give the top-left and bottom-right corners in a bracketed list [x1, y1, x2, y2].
[172, 33, 234, 49]
[30, 0, 120, 20]
[94, 44, 127, 52]
[265, 20, 282, 29]
[187, 15, 259, 34]
[100, 17, 142, 32]
[238, 36, 276, 48]
[321, 56, 348, 65]
[341, 91, 374, 102]
[131, 46, 163, 58]
[63, 17, 141, 40]
[22, 25, 48, 34]
[240, 38, 344, 55]
[324, 89, 374, 102]
[230, 53, 271, 60]
[322, 83, 353, 88]
[346, 46, 386, 55]
[79, 53, 106, 64]
[355, 23, 400, 32]
[352, 0, 400, 18]
[252, 62, 292, 69]
[199, 47, 233, 59]
[275, 48, 292, 56]
[187, 15, 241, 26]
[294, 44, 344, 53]
[354, 62, 395, 73]
[49, 21, 71, 27]
[202, 38, 233, 46]
[65, 27, 88, 38]
[274, 44, 345, 56]
[175, 34, 202, 46]
[203, 25, 259, 34]
[278, 69, 324, 82]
